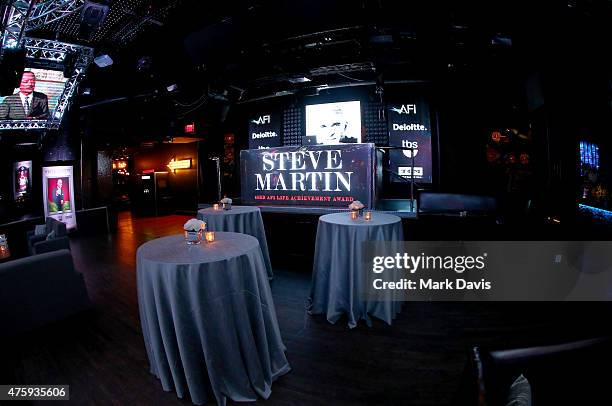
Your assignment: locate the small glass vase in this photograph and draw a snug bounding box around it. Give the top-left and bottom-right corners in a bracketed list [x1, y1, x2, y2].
[222, 202, 232, 210]
[185, 229, 203, 245]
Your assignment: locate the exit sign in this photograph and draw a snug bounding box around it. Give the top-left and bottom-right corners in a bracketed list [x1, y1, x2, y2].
[184, 123, 195, 134]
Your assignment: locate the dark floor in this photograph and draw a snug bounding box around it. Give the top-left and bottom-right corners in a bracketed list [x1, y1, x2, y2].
[2, 211, 612, 406]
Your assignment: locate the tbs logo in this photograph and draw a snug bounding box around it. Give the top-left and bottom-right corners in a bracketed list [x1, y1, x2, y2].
[390, 104, 417, 115]
[252, 115, 271, 125]
[402, 140, 418, 158]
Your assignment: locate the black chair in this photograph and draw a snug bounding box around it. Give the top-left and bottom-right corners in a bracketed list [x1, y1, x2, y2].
[26, 217, 70, 255]
[418, 192, 497, 216]
[466, 337, 612, 406]
[0, 249, 90, 338]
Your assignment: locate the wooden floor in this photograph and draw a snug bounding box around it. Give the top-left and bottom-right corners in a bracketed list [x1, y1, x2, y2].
[2, 211, 612, 405]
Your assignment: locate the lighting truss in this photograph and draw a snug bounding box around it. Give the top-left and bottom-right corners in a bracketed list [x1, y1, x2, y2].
[42, 39, 93, 129]
[25, 37, 93, 63]
[25, 0, 85, 32]
[0, 0, 35, 55]
[1, 0, 85, 58]
[0, 120, 47, 130]
[309, 62, 376, 77]
[49, 65, 84, 129]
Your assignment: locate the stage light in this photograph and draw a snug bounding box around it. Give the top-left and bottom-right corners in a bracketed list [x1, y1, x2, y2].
[491, 35, 512, 47]
[288, 76, 311, 84]
[3, 38, 19, 49]
[94, 54, 113, 67]
[79, 1, 110, 41]
[137, 56, 152, 71]
[166, 84, 178, 92]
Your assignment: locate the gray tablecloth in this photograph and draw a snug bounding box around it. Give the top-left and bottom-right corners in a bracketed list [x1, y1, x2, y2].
[197, 206, 273, 279]
[308, 212, 404, 328]
[137, 233, 290, 405]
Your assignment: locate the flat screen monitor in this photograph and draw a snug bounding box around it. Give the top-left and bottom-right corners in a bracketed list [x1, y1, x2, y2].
[0, 68, 68, 121]
[305, 101, 361, 145]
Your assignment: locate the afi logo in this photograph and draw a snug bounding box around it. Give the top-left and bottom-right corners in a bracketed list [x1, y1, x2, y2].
[252, 115, 271, 125]
[391, 104, 417, 115]
[402, 140, 418, 158]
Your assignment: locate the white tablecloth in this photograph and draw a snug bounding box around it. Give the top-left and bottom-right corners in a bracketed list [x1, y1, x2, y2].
[137, 232, 290, 405]
[308, 212, 404, 328]
[197, 206, 273, 278]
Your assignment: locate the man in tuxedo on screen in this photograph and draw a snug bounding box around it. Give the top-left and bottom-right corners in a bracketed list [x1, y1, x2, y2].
[53, 178, 65, 211]
[0, 71, 49, 119]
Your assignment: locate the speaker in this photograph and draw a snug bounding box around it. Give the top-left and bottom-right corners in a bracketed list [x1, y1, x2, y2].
[78, 1, 110, 40]
[63, 51, 76, 78]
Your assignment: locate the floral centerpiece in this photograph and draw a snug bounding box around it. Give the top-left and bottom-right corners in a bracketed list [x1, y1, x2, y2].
[348, 200, 364, 218]
[220, 197, 232, 210]
[184, 219, 206, 244]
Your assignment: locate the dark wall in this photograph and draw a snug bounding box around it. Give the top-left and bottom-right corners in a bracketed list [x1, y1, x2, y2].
[230, 82, 523, 199]
[0, 141, 44, 223]
[133, 142, 199, 211]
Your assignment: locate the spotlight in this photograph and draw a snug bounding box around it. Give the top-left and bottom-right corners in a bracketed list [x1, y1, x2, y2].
[94, 54, 113, 67]
[288, 76, 311, 84]
[166, 84, 178, 92]
[137, 56, 152, 71]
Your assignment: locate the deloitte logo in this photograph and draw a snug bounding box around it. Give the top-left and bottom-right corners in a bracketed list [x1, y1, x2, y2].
[393, 123, 427, 131]
[252, 131, 278, 139]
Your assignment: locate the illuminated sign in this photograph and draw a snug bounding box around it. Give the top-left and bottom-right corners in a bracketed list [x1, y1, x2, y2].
[240, 144, 375, 207]
[113, 160, 127, 170]
[248, 112, 280, 149]
[388, 99, 433, 183]
[184, 123, 195, 134]
[167, 157, 192, 172]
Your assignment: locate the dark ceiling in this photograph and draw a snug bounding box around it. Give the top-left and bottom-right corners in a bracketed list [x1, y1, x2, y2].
[34, 0, 610, 146]
[56, 1, 609, 95]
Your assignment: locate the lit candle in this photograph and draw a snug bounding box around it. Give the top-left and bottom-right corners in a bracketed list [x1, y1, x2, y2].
[205, 231, 215, 243]
[364, 211, 372, 221]
[213, 203, 219, 210]
[350, 210, 359, 220]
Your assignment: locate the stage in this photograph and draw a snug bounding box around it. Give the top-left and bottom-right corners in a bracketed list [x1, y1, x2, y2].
[198, 199, 418, 219]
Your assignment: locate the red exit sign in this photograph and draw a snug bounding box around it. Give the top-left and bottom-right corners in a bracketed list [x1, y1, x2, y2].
[184, 123, 196, 134]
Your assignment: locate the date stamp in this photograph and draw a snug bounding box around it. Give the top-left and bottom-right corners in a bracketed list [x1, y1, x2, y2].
[0, 385, 69, 400]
